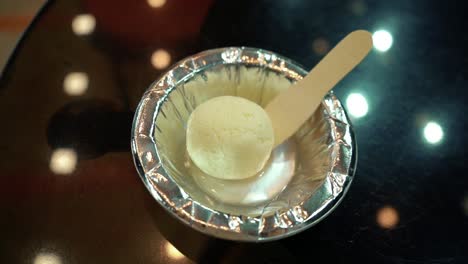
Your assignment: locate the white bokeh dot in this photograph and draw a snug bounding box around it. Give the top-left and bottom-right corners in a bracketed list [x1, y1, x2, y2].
[346, 93, 369, 118]
[372, 30, 393, 52]
[151, 49, 171, 69]
[34, 252, 62, 264]
[63, 72, 88, 96]
[165, 242, 185, 260]
[423, 121, 443, 144]
[72, 14, 96, 36]
[147, 0, 166, 8]
[49, 148, 78, 175]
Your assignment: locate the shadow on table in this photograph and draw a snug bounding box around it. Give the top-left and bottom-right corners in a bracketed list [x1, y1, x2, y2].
[144, 197, 297, 264]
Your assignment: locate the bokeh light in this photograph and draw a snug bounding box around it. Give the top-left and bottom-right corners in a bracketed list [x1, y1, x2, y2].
[346, 93, 368, 118]
[49, 148, 77, 175]
[372, 30, 393, 52]
[33, 252, 62, 264]
[72, 14, 96, 36]
[312, 37, 330, 56]
[423, 121, 443, 144]
[151, 49, 171, 69]
[148, 0, 166, 8]
[376, 206, 399, 229]
[63, 72, 88, 96]
[165, 242, 185, 260]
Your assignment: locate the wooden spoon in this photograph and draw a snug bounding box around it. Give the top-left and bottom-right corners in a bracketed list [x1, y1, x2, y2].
[266, 30, 373, 146]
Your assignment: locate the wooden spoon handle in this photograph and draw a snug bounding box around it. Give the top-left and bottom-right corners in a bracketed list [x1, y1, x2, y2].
[266, 30, 373, 146]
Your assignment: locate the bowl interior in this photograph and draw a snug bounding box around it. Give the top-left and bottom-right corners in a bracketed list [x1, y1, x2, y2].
[154, 63, 331, 216]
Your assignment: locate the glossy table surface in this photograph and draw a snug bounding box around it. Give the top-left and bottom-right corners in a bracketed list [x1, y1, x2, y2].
[1, 0, 467, 263]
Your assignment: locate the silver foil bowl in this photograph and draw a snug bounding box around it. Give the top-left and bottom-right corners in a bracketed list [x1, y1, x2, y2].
[131, 47, 356, 242]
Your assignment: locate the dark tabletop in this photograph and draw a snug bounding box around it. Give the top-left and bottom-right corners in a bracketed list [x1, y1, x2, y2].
[1, 0, 467, 263]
